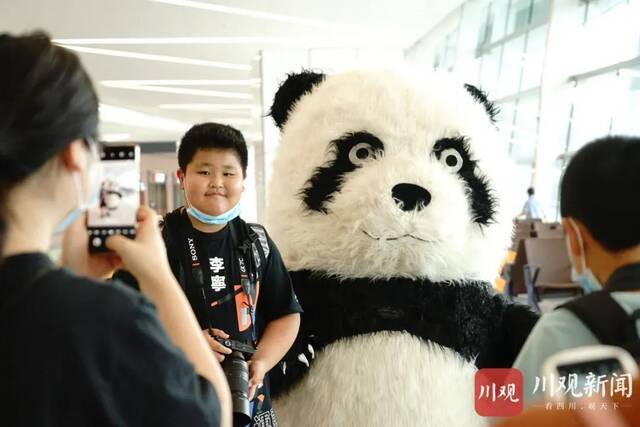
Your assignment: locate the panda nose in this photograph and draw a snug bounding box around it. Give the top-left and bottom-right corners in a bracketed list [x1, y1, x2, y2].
[391, 183, 431, 212]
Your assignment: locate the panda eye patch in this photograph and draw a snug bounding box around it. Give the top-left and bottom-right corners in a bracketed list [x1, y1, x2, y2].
[349, 143, 376, 166]
[440, 148, 463, 173]
[300, 131, 384, 213]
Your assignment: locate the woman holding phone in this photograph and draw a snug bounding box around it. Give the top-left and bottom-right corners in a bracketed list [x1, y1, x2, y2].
[0, 31, 231, 426]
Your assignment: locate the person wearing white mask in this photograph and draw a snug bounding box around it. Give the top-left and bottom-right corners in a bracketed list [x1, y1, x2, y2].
[0, 32, 231, 426]
[513, 135, 640, 405]
[114, 123, 301, 427]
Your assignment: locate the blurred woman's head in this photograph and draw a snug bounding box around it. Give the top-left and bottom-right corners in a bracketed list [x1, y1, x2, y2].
[0, 31, 99, 254]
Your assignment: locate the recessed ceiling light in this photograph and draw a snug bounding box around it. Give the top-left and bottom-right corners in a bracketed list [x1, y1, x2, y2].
[101, 79, 260, 86]
[101, 133, 132, 142]
[52, 36, 406, 47]
[101, 81, 252, 100]
[158, 103, 257, 111]
[208, 118, 253, 125]
[149, 0, 367, 31]
[57, 44, 251, 70]
[99, 104, 189, 131]
[52, 36, 312, 45]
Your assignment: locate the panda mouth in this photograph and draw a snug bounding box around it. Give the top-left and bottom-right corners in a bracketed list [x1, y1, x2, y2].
[362, 230, 435, 243]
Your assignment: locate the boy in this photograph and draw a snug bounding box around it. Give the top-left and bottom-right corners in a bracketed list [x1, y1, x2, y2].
[513, 136, 640, 404]
[118, 123, 301, 426]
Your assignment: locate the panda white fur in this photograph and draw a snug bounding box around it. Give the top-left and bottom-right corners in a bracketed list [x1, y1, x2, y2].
[265, 69, 538, 427]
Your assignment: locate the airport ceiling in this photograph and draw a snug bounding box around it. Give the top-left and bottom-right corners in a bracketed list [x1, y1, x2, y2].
[2, 0, 463, 142]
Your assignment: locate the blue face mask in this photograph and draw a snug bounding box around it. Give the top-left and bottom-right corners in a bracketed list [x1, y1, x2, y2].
[182, 171, 242, 225]
[186, 199, 241, 225]
[566, 219, 603, 294]
[54, 148, 102, 235]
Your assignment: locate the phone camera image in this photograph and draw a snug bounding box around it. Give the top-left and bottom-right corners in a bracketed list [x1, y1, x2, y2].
[87, 144, 140, 253]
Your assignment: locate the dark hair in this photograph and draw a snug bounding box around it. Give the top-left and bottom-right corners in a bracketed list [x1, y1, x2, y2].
[178, 123, 248, 176]
[0, 31, 99, 253]
[560, 136, 640, 251]
[527, 187, 534, 196]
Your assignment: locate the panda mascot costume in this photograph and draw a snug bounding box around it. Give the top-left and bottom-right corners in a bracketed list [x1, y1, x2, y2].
[265, 69, 538, 427]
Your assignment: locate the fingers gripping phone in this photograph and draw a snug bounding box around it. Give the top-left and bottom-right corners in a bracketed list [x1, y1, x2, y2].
[541, 345, 639, 402]
[87, 144, 140, 252]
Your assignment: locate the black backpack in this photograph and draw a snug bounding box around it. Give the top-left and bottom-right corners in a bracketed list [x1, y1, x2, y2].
[559, 291, 640, 360]
[160, 209, 270, 323]
[161, 208, 270, 278]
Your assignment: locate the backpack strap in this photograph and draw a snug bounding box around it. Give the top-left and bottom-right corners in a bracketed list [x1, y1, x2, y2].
[161, 209, 186, 281]
[160, 208, 208, 322]
[248, 223, 270, 264]
[559, 292, 640, 357]
[228, 217, 269, 273]
[560, 292, 629, 345]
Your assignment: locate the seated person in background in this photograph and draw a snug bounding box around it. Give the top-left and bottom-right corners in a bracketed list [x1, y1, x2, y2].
[0, 32, 230, 426]
[116, 123, 301, 427]
[513, 135, 640, 403]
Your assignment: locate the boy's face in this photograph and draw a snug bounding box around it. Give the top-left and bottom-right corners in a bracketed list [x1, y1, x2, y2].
[178, 148, 244, 216]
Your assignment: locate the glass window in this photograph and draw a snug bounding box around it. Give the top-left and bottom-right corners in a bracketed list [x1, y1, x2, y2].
[496, 34, 526, 97]
[507, 0, 532, 35]
[585, 0, 627, 21]
[520, 24, 548, 91]
[530, 0, 551, 25]
[611, 66, 640, 135]
[479, 47, 501, 95]
[443, 30, 459, 70]
[433, 50, 441, 70]
[510, 93, 539, 166]
[569, 72, 619, 150]
[496, 99, 517, 126]
[477, 5, 493, 49]
[491, 0, 511, 43]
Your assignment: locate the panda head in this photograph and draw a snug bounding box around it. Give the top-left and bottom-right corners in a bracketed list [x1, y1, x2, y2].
[266, 69, 512, 282]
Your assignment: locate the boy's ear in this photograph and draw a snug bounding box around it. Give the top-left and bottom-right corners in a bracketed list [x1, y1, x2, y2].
[562, 218, 580, 259]
[176, 169, 185, 190]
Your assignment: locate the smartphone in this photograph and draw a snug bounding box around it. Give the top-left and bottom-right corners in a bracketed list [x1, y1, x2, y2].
[541, 345, 639, 402]
[87, 144, 140, 252]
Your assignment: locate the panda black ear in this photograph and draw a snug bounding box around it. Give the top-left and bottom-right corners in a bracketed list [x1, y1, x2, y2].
[464, 83, 498, 124]
[269, 70, 326, 129]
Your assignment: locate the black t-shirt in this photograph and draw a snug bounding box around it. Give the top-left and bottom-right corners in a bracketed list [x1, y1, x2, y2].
[0, 253, 220, 427]
[177, 214, 302, 341]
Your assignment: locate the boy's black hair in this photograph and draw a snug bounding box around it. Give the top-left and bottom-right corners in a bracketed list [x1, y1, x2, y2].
[527, 187, 534, 196]
[560, 135, 640, 251]
[178, 122, 248, 176]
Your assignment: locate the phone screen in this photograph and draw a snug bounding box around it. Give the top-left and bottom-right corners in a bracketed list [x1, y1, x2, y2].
[87, 144, 140, 252]
[557, 357, 625, 393]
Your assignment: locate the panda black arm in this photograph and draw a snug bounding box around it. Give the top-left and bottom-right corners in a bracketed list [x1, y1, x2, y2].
[475, 295, 539, 368]
[267, 270, 320, 399]
[268, 319, 317, 399]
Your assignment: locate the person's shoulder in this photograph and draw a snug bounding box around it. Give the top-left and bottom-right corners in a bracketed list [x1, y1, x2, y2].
[610, 291, 640, 313]
[532, 307, 601, 346]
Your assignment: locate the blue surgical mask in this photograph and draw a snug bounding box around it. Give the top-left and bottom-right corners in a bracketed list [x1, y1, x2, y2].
[185, 189, 241, 225]
[186, 202, 241, 225]
[54, 148, 102, 235]
[566, 218, 603, 294]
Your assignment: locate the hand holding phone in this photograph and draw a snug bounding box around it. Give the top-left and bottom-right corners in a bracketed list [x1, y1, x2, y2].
[87, 144, 140, 252]
[541, 345, 639, 402]
[60, 212, 122, 278]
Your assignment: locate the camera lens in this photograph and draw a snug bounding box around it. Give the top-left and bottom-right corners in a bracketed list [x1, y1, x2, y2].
[222, 351, 252, 426]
